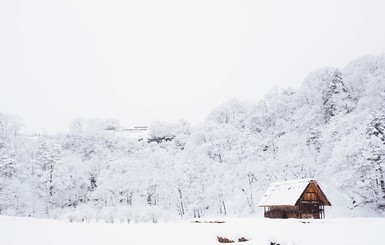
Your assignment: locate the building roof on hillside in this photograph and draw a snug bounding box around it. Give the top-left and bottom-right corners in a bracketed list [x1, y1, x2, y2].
[258, 178, 330, 207]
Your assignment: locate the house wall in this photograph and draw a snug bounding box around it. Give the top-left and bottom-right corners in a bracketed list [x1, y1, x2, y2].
[263, 204, 324, 219]
[264, 206, 299, 218]
[297, 181, 325, 219]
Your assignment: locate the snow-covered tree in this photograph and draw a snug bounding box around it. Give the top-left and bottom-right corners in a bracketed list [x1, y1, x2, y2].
[1, 54, 385, 220]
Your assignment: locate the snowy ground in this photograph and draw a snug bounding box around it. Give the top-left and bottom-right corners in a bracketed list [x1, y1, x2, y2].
[1, 216, 384, 245]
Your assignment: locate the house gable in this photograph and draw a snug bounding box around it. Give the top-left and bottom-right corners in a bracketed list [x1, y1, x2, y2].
[296, 180, 331, 206]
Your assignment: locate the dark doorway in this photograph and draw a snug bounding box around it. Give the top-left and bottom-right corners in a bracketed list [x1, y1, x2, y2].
[300, 203, 320, 218]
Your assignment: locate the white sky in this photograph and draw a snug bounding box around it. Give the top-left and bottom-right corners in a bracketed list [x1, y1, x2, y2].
[1, 0, 385, 133]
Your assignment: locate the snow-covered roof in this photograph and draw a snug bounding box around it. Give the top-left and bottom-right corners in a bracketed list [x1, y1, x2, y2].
[258, 178, 314, 207]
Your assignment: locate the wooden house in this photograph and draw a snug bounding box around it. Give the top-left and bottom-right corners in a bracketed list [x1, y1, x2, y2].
[258, 179, 331, 219]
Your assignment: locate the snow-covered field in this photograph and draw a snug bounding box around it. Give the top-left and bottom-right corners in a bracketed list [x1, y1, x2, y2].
[1, 216, 384, 245]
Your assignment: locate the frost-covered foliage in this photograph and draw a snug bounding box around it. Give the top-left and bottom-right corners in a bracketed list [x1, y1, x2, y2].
[0, 54, 385, 221]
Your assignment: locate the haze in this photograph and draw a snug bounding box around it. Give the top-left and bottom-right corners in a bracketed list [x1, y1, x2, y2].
[1, 0, 385, 133]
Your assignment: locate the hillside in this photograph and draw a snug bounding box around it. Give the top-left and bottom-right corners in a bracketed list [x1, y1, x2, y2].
[0, 54, 384, 221]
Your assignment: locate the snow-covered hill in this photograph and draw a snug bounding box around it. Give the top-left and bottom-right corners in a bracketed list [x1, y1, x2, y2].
[1, 216, 384, 245]
[0, 54, 384, 221]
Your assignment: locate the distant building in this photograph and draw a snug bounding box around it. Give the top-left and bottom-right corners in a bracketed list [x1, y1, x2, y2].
[258, 178, 331, 219]
[122, 126, 149, 140]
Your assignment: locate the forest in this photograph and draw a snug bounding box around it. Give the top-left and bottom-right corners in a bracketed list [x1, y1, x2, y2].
[0, 54, 384, 222]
